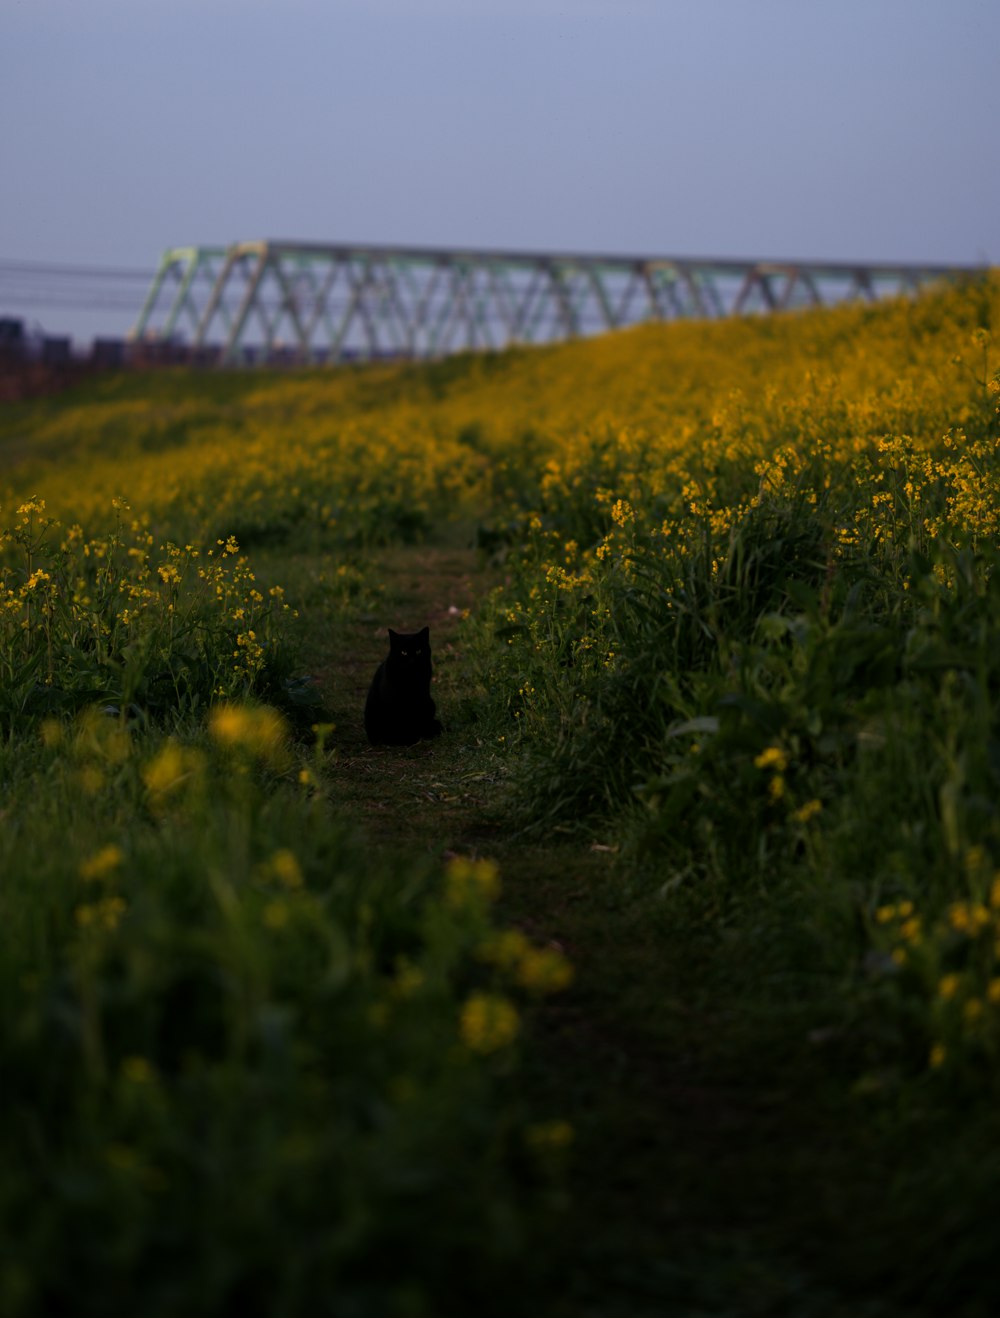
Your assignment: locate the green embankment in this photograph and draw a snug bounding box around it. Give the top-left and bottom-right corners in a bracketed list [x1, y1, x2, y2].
[2, 275, 1000, 1315]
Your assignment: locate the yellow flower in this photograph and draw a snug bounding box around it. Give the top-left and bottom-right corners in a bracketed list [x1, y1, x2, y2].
[24, 568, 52, 591]
[121, 1056, 156, 1085]
[768, 774, 786, 802]
[209, 704, 288, 764]
[262, 900, 290, 930]
[514, 946, 574, 994]
[792, 798, 822, 824]
[75, 895, 127, 932]
[938, 974, 961, 1001]
[445, 856, 501, 908]
[39, 719, 63, 748]
[948, 901, 992, 935]
[948, 902, 971, 933]
[143, 741, 202, 799]
[754, 745, 787, 773]
[479, 927, 533, 969]
[899, 916, 921, 943]
[391, 959, 425, 999]
[525, 1120, 575, 1152]
[79, 844, 124, 883]
[459, 993, 520, 1054]
[269, 849, 304, 889]
[929, 1043, 947, 1069]
[963, 998, 984, 1025]
[610, 498, 635, 527]
[76, 765, 106, 796]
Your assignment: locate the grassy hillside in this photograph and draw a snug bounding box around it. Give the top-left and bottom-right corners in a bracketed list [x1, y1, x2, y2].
[2, 273, 1000, 1316]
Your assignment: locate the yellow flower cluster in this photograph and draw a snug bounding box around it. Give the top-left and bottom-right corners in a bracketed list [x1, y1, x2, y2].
[874, 864, 1000, 1073]
[444, 855, 502, 908]
[75, 841, 128, 935]
[142, 740, 205, 804]
[478, 927, 574, 994]
[208, 703, 289, 766]
[1, 498, 294, 700]
[459, 992, 520, 1054]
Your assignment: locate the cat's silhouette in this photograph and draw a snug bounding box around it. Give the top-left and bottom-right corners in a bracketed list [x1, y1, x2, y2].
[364, 626, 443, 746]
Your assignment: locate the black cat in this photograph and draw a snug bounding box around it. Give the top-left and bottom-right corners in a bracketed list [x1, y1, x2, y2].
[364, 626, 443, 746]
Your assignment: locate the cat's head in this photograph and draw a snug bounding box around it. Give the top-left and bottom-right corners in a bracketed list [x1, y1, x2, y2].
[388, 626, 430, 662]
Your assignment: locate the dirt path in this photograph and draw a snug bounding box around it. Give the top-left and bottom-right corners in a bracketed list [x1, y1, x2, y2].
[309, 544, 508, 854]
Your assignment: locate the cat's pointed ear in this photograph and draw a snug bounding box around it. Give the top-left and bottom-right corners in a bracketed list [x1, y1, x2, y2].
[388, 628, 398, 641]
[418, 626, 429, 641]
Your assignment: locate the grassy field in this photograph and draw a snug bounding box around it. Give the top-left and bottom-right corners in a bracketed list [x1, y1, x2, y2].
[2, 272, 1000, 1316]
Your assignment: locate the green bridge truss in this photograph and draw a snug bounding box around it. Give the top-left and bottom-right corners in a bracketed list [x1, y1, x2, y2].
[130, 240, 975, 365]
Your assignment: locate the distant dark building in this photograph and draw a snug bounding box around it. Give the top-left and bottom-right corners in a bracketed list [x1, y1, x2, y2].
[0, 317, 26, 356]
[41, 336, 72, 366]
[91, 338, 126, 368]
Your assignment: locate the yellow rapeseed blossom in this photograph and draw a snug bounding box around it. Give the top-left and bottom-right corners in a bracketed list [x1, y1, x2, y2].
[938, 974, 961, 1001]
[269, 849, 304, 889]
[262, 900, 290, 930]
[963, 998, 984, 1025]
[899, 916, 922, 943]
[479, 927, 533, 969]
[948, 901, 992, 935]
[121, 1056, 157, 1086]
[792, 798, 823, 824]
[524, 1120, 575, 1152]
[142, 741, 203, 800]
[459, 992, 520, 1054]
[479, 928, 574, 993]
[76, 765, 106, 796]
[209, 704, 288, 764]
[79, 844, 124, 883]
[75, 895, 127, 932]
[445, 856, 501, 908]
[754, 746, 787, 773]
[39, 719, 63, 748]
[514, 946, 574, 994]
[391, 959, 425, 999]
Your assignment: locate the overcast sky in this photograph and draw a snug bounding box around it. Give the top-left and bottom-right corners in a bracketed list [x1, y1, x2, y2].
[1, 0, 997, 341]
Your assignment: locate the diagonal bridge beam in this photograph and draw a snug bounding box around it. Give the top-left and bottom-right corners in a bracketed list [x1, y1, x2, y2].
[129, 240, 978, 366]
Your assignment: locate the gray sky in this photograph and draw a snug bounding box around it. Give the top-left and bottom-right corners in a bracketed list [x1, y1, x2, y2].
[1, 0, 997, 342]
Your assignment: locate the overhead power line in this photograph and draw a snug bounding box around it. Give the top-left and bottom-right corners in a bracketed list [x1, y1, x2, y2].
[0, 257, 156, 317]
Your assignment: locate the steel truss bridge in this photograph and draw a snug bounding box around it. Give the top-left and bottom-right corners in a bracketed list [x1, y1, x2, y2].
[130, 240, 973, 365]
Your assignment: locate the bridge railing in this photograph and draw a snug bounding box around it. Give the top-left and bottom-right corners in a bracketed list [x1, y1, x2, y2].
[129, 240, 977, 365]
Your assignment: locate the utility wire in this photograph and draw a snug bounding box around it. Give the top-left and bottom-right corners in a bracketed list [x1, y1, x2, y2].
[0, 257, 156, 316]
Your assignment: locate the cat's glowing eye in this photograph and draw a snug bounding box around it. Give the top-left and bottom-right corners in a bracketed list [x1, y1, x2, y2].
[400, 649, 409, 656]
